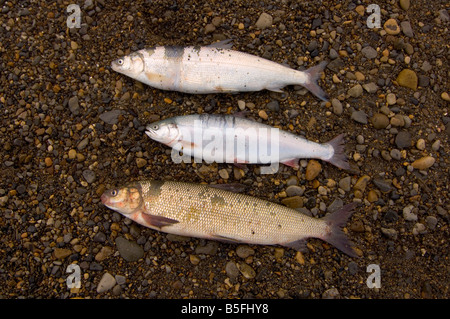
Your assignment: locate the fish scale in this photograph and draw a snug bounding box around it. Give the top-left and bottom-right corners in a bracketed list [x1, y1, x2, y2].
[101, 179, 358, 257]
[146, 114, 350, 170]
[140, 180, 322, 245]
[111, 42, 329, 101]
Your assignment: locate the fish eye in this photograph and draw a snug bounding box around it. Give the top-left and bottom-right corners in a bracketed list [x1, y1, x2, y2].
[110, 189, 118, 197]
[152, 124, 159, 130]
[117, 59, 124, 65]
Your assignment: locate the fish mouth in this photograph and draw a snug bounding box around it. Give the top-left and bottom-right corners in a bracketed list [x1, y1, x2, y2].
[144, 128, 155, 139]
[100, 193, 110, 205]
[110, 60, 121, 72]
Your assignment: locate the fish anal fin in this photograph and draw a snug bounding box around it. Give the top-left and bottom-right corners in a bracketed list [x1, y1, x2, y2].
[267, 87, 284, 93]
[208, 183, 246, 193]
[282, 239, 307, 252]
[141, 212, 179, 229]
[210, 234, 242, 244]
[281, 158, 299, 168]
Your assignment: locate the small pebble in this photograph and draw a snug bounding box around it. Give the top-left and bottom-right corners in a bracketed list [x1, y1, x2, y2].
[115, 237, 144, 262]
[361, 46, 377, 59]
[431, 140, 440, 151]
[384, 19, 401, 35]
[348, 84, 363, 98]
[412, 223, 426, 235]
[258, 110, 268, 120]
[395, 131, 412, 149]
[285, 185, 304, 197]
[403, 204, 418, 221]
[400, 0, 410, 11]
[416, 139, 426, 150]
[189, 254, 200, 265]
[397, 69, 418, 90]
[425, 216, 438, 230]
[351, 110, 368, 124]
[238, 263, 256, 279]
[381, 228, 398, 239]
[322, 287, 340, 299]
[362, 82, 378, 94]
[255, 12, 273, 29]
[225, 261, 240, 280]
[411, 156, 435, 170]
[236, 245, 255, 258]
[354, 175, 370, 192]
[386, 93, 397, 105]
[305, 160, 321, 180]
[218, 168, 229, 179]
[401, 21, 414, 38]
[371, 113, 389, 129]
[331, 98, 343, 115]
[339, 176, 352, 192]
[97, 272, 116, 293]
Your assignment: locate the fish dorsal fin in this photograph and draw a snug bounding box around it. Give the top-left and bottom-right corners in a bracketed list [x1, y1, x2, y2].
[207, 39, 233, 49]
[233, 111, 249, 118]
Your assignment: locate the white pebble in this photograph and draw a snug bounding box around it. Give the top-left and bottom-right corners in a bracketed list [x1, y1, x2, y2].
[97, 272, 116, 293]
[416, 138, 426, 150]
[237, 100, 246, 110]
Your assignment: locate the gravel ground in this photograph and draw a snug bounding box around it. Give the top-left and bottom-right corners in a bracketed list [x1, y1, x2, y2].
[0, 0, 449, 299]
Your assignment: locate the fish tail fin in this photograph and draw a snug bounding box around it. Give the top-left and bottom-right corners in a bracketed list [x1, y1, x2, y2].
[321, 203, 359, 257]
[324, 133, 350, 170]
[302, 61, 329, 101]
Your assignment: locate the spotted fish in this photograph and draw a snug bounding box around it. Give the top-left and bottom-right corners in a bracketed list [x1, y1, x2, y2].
[111, 41, 328, 101]
[101, 179, 358, 257]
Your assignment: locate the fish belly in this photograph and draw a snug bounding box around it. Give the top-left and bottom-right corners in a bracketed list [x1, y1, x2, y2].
[177, 48, 297, 93]
[171, 116, 332, 164]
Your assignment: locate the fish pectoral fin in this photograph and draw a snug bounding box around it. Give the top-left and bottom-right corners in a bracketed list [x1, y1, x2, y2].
[208, 183, 247, 193]
[177, 140, 196, 150]
[210, 234, 243, 244]
[282, 239, 308, 252]
[281, 159, 299, 168]
[141, 213, 179, 229]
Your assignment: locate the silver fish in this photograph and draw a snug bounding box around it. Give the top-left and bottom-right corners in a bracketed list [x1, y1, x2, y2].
[111, 41, 328, 101]
[145, 114, 350, 170]
[101, 179, 358, 257]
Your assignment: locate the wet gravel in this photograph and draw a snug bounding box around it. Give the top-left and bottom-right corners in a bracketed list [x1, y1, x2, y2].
[0, 0, 449, 299]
